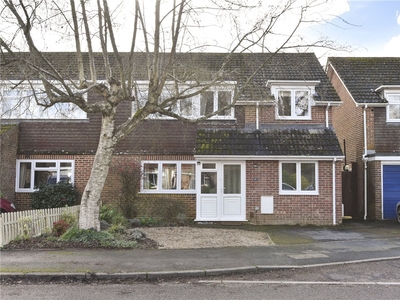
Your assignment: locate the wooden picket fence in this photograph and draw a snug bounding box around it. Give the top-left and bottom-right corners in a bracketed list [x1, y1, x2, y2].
[0, 205, 80, 247]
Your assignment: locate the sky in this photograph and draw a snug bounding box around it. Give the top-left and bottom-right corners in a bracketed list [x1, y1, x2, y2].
[308, 0, 400, 60]
[2, 0, 399, 63]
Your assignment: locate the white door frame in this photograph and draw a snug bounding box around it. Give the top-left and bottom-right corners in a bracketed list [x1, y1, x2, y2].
[195, 161, 246, 221]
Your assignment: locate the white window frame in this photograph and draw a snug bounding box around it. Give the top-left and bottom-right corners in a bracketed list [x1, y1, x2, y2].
[279, 161, 318, 195]
[15, 159, 75, 192]
[132, 82, 235, 120]
[1, 81, 87, 120]
[385, 91, 400, 122]
[141, 161, 196, 194]
[267, 81, 318, 121]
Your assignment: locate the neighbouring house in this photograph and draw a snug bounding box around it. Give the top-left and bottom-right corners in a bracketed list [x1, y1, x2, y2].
[327, 57, 400, 221]
[0, 52, 344, 225]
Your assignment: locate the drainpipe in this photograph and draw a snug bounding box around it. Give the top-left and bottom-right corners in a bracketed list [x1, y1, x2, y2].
[256, 101, 259, 130]
[362, 105, 368, 220]
[332, 157, 337, 225]
[326, 103, 331, 128]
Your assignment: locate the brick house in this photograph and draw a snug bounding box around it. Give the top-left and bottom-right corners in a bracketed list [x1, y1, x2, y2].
[1, 52, 344, 225]
[326, 57, 400, 221]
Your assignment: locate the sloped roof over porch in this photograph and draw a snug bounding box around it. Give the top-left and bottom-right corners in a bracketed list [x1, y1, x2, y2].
[195, 126, 343, 157]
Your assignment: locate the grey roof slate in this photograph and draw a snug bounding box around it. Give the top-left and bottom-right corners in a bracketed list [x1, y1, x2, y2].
[328, 57, 400, 104]
[1, 52, 340, 102]
[196, 127, 343, 157]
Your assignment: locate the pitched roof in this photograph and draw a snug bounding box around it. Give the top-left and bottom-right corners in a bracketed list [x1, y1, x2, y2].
[195, 127, 343, 157]
[328, 57, 400, 104]
[1, 52, 339, 102]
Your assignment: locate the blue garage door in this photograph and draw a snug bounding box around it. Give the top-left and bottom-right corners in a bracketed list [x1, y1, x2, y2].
[383, 165, 400, 219]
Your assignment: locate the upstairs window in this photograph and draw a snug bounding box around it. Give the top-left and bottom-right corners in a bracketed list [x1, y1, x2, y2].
[386, 93, 400, 122]
[276, 89, 311, 119]
[267, 80, 318, 120]
[1, 84, 86, 119]
[200, 90, 232, 117]
[133, 82, 234, 119]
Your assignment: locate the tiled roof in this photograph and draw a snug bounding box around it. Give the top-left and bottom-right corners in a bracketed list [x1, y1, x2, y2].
[196, 127, 343, 157]
[328, 57, 400, 104]
[1, 52, 340, 102]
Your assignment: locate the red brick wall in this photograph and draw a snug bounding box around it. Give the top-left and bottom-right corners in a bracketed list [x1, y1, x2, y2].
[0, 125, 18, 204]
[246, 160, 342, 225]
[367, 160, 382, 220]
[327, 65, 366, 219]
[243, 104, 331, 126]
[14, 154, 197, 218]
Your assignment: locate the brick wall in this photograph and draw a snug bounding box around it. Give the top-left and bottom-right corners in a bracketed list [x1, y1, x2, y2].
[0, 125, 18, 203]
[367, 160, 382, 220]
[14, 154, 197, 218]
[242, 104, 332, 127]
[327, 65, 366, 219]
[245, 160, 342, 225]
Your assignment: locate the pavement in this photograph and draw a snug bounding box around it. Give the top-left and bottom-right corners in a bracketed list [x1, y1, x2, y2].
[1, 220, 400, 280]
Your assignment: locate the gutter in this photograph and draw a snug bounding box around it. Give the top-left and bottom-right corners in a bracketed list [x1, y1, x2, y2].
[325, 103, 331, 128]
[362, 105, 368, 220]
[332, 157, 337, 225]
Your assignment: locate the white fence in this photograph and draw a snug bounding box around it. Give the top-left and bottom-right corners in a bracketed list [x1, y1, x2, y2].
[0, 205, 80, 247]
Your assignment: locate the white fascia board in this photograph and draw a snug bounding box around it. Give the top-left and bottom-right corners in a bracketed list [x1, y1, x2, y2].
[356, 102, 388, 108]
[266, 80, 320, 87]
[194, 155, 344, 161]
[368, 156, 400, 162]
[236, 100, 274, 106]
[375, 85, 400, 92]
[314, 101, 341, 106]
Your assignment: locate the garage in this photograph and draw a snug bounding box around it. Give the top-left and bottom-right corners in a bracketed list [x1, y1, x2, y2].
[382, 165, 400, 219]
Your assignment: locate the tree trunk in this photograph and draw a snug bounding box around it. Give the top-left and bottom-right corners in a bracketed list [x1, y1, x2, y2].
[79, 113, 116, 230]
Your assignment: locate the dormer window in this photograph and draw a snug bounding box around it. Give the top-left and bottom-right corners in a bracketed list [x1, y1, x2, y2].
[133, 82, 235, 119]
[386, 92, 400, 122]
[267, 80, 319, 120]
[277, 89, 310, 118]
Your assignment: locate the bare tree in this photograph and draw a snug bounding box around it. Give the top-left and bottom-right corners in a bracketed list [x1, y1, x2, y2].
[0, 0, 348, 230]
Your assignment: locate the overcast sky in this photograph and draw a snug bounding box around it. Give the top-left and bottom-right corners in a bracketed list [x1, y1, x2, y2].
[3, 0, 399, 64]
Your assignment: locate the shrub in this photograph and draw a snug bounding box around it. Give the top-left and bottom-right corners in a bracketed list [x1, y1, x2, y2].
[60, 211, 78, 227]
[100, 204, 128, 226]
[61, 226, 113, 243]
[31, 182, 79, 209]
[52, 219, 70, 237]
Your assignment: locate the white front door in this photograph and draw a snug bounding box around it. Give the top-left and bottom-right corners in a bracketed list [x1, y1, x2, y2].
[196, 161, 246, 221]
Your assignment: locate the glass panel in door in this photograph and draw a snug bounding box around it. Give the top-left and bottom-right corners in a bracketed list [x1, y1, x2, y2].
[224, 165, 241, 194]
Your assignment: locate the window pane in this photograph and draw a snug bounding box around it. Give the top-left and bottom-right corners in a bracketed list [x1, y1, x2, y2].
[282, 163, 296, 190]
[218, 91, 231, 116]
[201, 172, 217, 193]
[200, 91, 214, 115]
[278, 91, 291, 116]
[35, 170, 57, 188]
[181, 164, 195, 190]
[19, 162, 31, 189]
[295, 91, 309, 116]
[389, 104, 400, 120]
[143, 163, 158, 189]
[224, 165, 241, 194]
[203, 163, 216, 169]
[36, 162, 56, 168]
[180, 98, 193, 116]
[301, 163, 315, 191]
[162, 164, 177, 190]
